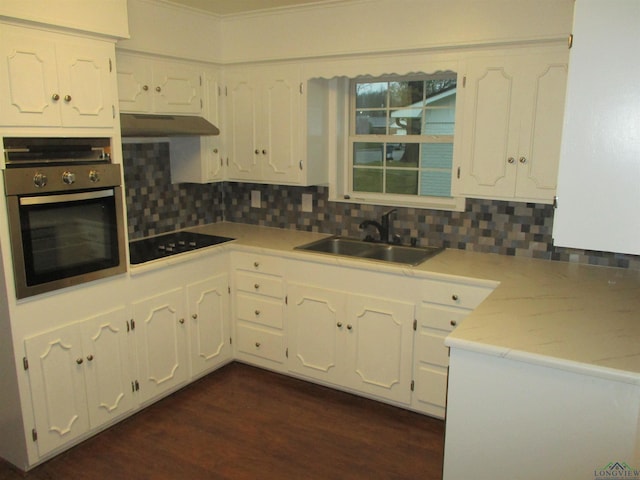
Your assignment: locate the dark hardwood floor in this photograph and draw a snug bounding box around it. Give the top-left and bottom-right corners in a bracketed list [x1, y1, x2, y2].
[0, 363, 445, 480]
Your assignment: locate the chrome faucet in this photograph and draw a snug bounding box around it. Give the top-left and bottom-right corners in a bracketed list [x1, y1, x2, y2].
[359, 208, 398, 243]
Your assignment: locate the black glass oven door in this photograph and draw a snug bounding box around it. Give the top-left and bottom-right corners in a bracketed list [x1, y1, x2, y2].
[13, 189, 125, 296]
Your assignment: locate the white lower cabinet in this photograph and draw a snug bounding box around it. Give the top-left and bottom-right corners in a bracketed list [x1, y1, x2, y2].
[187, 274, 232, 378]
[132, 288, 189, 405]
[287, 281, 415, 405]
[24, 307, 133, 457]
[232, 252, 286, 370]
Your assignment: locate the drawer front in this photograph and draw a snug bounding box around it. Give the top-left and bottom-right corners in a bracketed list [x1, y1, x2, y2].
[236, 324, 285, 364]
[235, 271, 284, 298]
[236, 293, 284, 329]
[419, 280, 493, 309]
[232, 252, 285, 275]
[414, 364, 448, 411]
[416, 304, 469, 332]
[416, 329, 449, 367]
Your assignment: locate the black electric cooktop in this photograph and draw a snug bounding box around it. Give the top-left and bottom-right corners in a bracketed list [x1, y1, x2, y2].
[129, 231, 234, 265]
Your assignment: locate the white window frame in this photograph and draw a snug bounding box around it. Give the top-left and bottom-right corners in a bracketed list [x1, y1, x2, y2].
[329, 74, 465, 211]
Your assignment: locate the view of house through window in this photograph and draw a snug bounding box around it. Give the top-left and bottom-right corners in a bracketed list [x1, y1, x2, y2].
[350, 74, 457, 199]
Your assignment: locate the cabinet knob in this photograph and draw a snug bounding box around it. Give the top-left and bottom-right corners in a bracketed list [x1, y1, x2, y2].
[51, 93, 60, 101]
[262, 149, 267, 155]
[347, 324, 353, 331]
[142, 85, 149, 91]
[254, 310, 261, 316]
[254, 262, 260, 268]
[452, 294, 459, 302]
[337, 322, 343, 328]
[155, 86, 162, 92]
[255, 149, 260, 155]
[86, 354, 94, 361]
[64, 94, 72, 102]
[179, 318, 185, 324]
[192, 314, 198, 319]
[507, 157, 515, 164]
[519, 156, 527, 164]
[254, 283, 260, 290]
[213, 148, 219, 154]
[450, 320, 458, 327]
[76, 358, 84, 365]
[255, 342, 261, 348]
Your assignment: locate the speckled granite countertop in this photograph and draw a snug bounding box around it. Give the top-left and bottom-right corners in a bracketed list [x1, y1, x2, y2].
[139, 222, 640, 384]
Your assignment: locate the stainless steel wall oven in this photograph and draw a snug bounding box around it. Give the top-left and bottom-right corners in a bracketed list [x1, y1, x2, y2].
[3, 137, 127, 299]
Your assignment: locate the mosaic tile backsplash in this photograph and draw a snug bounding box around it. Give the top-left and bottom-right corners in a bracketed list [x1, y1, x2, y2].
[123, 142, 639, 270]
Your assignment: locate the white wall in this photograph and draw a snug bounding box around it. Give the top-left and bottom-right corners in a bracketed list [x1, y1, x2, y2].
[220, 0, 574, 63]
[117, 0, 223, 62]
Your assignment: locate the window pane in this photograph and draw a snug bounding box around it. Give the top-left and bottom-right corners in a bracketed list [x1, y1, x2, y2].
[354, 142, 383, 166]
[423, 78, 457, 135]
[389, 81, 424, 107]
[390, 109, 423, 136]
[420, 170, 452, 197]
[387, 143, 419, 167]
[356, 110, 387, 135]
[353, 168, 383, 193]
[420, 143, 453, 169]
[356, 82, 388, 108]
[386, 169, 418, 195]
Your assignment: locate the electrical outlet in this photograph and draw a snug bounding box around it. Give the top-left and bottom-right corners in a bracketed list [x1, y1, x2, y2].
[301, 193, 313, 212]
[251, 190, 261, 208]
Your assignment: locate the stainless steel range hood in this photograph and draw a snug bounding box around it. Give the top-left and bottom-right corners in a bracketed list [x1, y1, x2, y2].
[120, 113, 220, 137]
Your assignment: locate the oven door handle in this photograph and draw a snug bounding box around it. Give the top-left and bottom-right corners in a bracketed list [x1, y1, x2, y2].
[19, 189, 114, 206]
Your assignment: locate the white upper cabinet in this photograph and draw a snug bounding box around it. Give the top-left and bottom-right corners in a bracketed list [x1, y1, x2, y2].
[553, 0, 640, 255]
[226, 64, 318, 185]
[225, 64, 301, 183]
[0, 24, 116, 128]
[116, 52, 202, 114]
[455, 48, 568, 203]
[170, 68, 225, 184]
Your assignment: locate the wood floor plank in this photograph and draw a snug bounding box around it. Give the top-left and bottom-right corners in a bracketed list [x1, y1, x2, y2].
[0, 363, 445, 480]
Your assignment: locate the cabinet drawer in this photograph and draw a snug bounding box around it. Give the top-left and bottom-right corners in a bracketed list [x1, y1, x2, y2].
[236, 324, 285, 364]
[232, 252, 285, 275]
[415, 329, 449, 367]
[419, 280, 493, 309]
[235, 271, 283, 298]
[236, 293, 283, 329]
[414, 364, 448, 410]
[416, 304, 469, 332]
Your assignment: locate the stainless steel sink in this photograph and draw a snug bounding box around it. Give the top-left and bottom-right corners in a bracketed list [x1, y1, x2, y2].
[295, 236, 443, 266]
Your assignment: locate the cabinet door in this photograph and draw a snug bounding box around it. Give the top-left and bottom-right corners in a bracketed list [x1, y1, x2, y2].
[514, 53, 567, 201]
[346, 295, 414, 404]
[225, 70, 260, 180]
[152, 61, 201, 114]
[456, 56, 521, 199]
[260, 66, 302, 184]
[0, 26, 61, 126]
[133, 288, 189, 404]
[202, 70, 225, 181]
[25, 325, 90, 457]
[81, 308, 134, 427]
[287, 283, 346, 384]
[116, 53, 153, 113]
[56, 40, 115, 127]
[187, 274, 231, 377]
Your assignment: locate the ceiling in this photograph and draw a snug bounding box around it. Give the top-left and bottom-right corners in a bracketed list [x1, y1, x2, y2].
[163, 0, 347, 15]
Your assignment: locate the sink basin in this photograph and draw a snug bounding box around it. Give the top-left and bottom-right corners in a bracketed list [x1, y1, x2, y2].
[295, 236, 443, 266]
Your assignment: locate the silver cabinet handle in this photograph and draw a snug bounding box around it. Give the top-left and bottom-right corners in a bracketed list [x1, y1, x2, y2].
[519, 156, 527, 164]
[507, 157, 515, 164]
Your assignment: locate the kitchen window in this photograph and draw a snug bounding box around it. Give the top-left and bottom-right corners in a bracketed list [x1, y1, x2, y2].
[339, 73, 464, 210]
